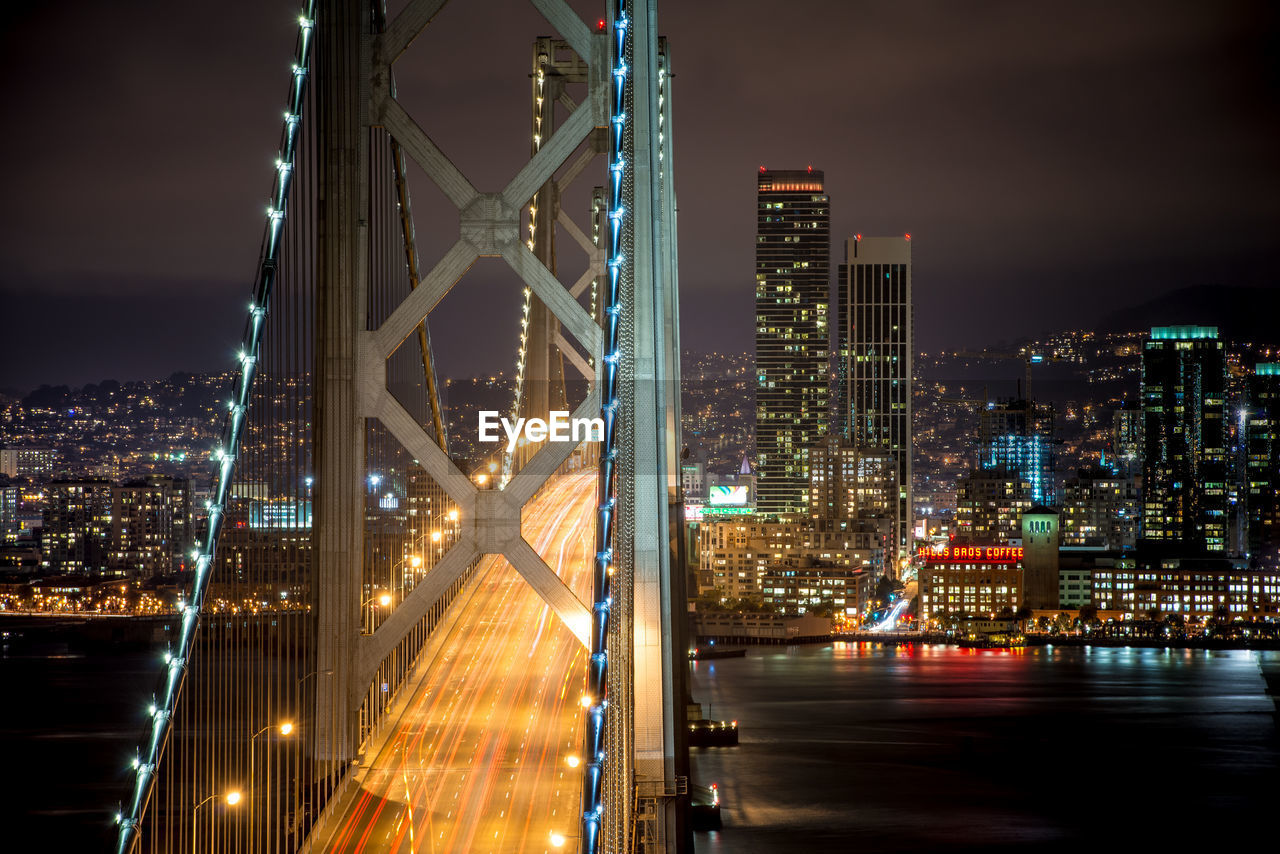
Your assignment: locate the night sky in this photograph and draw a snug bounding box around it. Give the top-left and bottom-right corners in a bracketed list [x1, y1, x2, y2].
[1, 0, 1277, 391]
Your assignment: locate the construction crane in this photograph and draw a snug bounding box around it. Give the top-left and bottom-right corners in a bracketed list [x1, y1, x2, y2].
[955, 349, 1065, 410]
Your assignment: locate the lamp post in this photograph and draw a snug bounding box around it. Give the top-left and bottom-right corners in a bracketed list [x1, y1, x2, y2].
[248, 721, 295, 842]
[192, 790, 241, 854]
[360, 590, 393, 630]
[296, 668, 333, 689]
[361, 591, 393, 609]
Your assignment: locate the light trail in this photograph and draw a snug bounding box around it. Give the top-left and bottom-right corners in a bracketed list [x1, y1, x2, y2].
[869, 597, 911, 633]
[314, 469, 595, 853]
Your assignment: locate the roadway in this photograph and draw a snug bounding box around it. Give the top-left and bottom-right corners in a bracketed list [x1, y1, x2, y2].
[314, 469, 595, 853]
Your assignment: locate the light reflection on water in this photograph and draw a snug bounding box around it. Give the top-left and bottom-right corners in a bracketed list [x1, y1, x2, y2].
[691, 644, 1279, 853]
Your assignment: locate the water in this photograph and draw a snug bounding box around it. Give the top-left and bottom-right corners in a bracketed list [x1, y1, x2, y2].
[0, 641, 163, 847]
[4, 641, 1277, 851]
[690, 643, 1279, 853]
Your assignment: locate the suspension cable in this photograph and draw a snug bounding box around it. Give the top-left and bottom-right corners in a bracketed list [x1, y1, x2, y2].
[581, 4, 629, 852]
[114, 5, 318, 851]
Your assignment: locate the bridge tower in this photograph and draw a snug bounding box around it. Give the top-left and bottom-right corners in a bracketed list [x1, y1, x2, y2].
[115, 2, 686, 852]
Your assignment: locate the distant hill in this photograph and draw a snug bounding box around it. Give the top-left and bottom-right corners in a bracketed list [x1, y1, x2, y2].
[1098, 284, 1279, 343]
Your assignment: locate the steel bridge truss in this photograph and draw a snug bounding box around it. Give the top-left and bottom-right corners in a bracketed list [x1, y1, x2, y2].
[117, 1, 685, 852]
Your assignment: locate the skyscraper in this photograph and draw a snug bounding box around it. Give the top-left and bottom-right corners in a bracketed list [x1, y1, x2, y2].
[1141, 325, 1227, 553]
[837, 235, 913, 560]
[978, 398, 1056, 506]
[754, 168, 830, 514]
[1245, 363, 1280, 567]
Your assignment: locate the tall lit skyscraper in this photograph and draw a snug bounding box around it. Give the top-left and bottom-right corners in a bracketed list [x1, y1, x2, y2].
[978, 399, 1056, 506]
[1141, 325, 1227, 552]
[837, 235, 912, 560]
[754, 168, 830, 514]
[1246, 363, 1280, 567]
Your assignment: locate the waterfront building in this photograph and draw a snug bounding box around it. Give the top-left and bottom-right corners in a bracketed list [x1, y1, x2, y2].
[1058, 561, 1094, 609]
[1141, 325, 1227, 552]
[836, 235, 913, 559]
[758, 563, 875, 618]
[1021, 507, 1060, 610]
[754, 168, 830, 514]
[697, 516, 884, 603]
[917, 542, 1024, 623]
[1093, 553, 1280, 620]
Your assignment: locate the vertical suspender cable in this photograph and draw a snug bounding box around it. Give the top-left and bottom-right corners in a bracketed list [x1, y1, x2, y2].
[114, 5, 318, 851]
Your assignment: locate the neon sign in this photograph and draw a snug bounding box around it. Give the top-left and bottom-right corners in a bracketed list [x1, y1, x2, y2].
[918, 545, 1024, 564]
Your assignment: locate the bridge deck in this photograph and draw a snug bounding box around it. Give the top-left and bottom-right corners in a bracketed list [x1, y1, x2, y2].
[310, 470, 594, 853]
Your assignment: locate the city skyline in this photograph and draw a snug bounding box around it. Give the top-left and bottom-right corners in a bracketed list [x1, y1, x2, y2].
[2, 3, 1278, 851]
[3, 1, 1279, 389]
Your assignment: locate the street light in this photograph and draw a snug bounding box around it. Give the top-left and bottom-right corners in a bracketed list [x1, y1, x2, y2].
[192, 789, 241, 853]
[252, 721, 294, 741]
[361, 591, 393, 609]
[296, 668, 333, 689]
[249, 722, 295, 835]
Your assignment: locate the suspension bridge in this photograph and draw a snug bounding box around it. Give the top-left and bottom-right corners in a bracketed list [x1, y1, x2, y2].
[114, 1, 690, 852]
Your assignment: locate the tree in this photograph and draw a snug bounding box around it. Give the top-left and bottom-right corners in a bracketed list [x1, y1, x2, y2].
[1078, 604, 1099, 624]
[873, 574, 899, 607]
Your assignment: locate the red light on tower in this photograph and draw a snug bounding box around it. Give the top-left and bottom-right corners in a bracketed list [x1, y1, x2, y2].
[597, 18, 606, 31]
[759, 165, 766, 173]
[855, 233, 862, 241]
[807, 164, 812, 173]
[904, 233, 912, 241]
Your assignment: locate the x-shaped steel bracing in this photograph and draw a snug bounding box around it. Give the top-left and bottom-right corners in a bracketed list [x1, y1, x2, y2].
[356, 0, 607, 690]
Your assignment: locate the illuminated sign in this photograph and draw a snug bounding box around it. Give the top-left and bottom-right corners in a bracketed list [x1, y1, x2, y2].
[250, 499, 312, 529]
[708, 485, 748, 506]
[917, 545, 1023, 564]
[760, 182, 824, 192]
[684, 504, 754, 522]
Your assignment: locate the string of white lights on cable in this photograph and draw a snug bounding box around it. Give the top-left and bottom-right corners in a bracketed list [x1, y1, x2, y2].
[581, 4, 628, 851]
[501, 52, 550, 489]
[113, 5, 316, 851]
